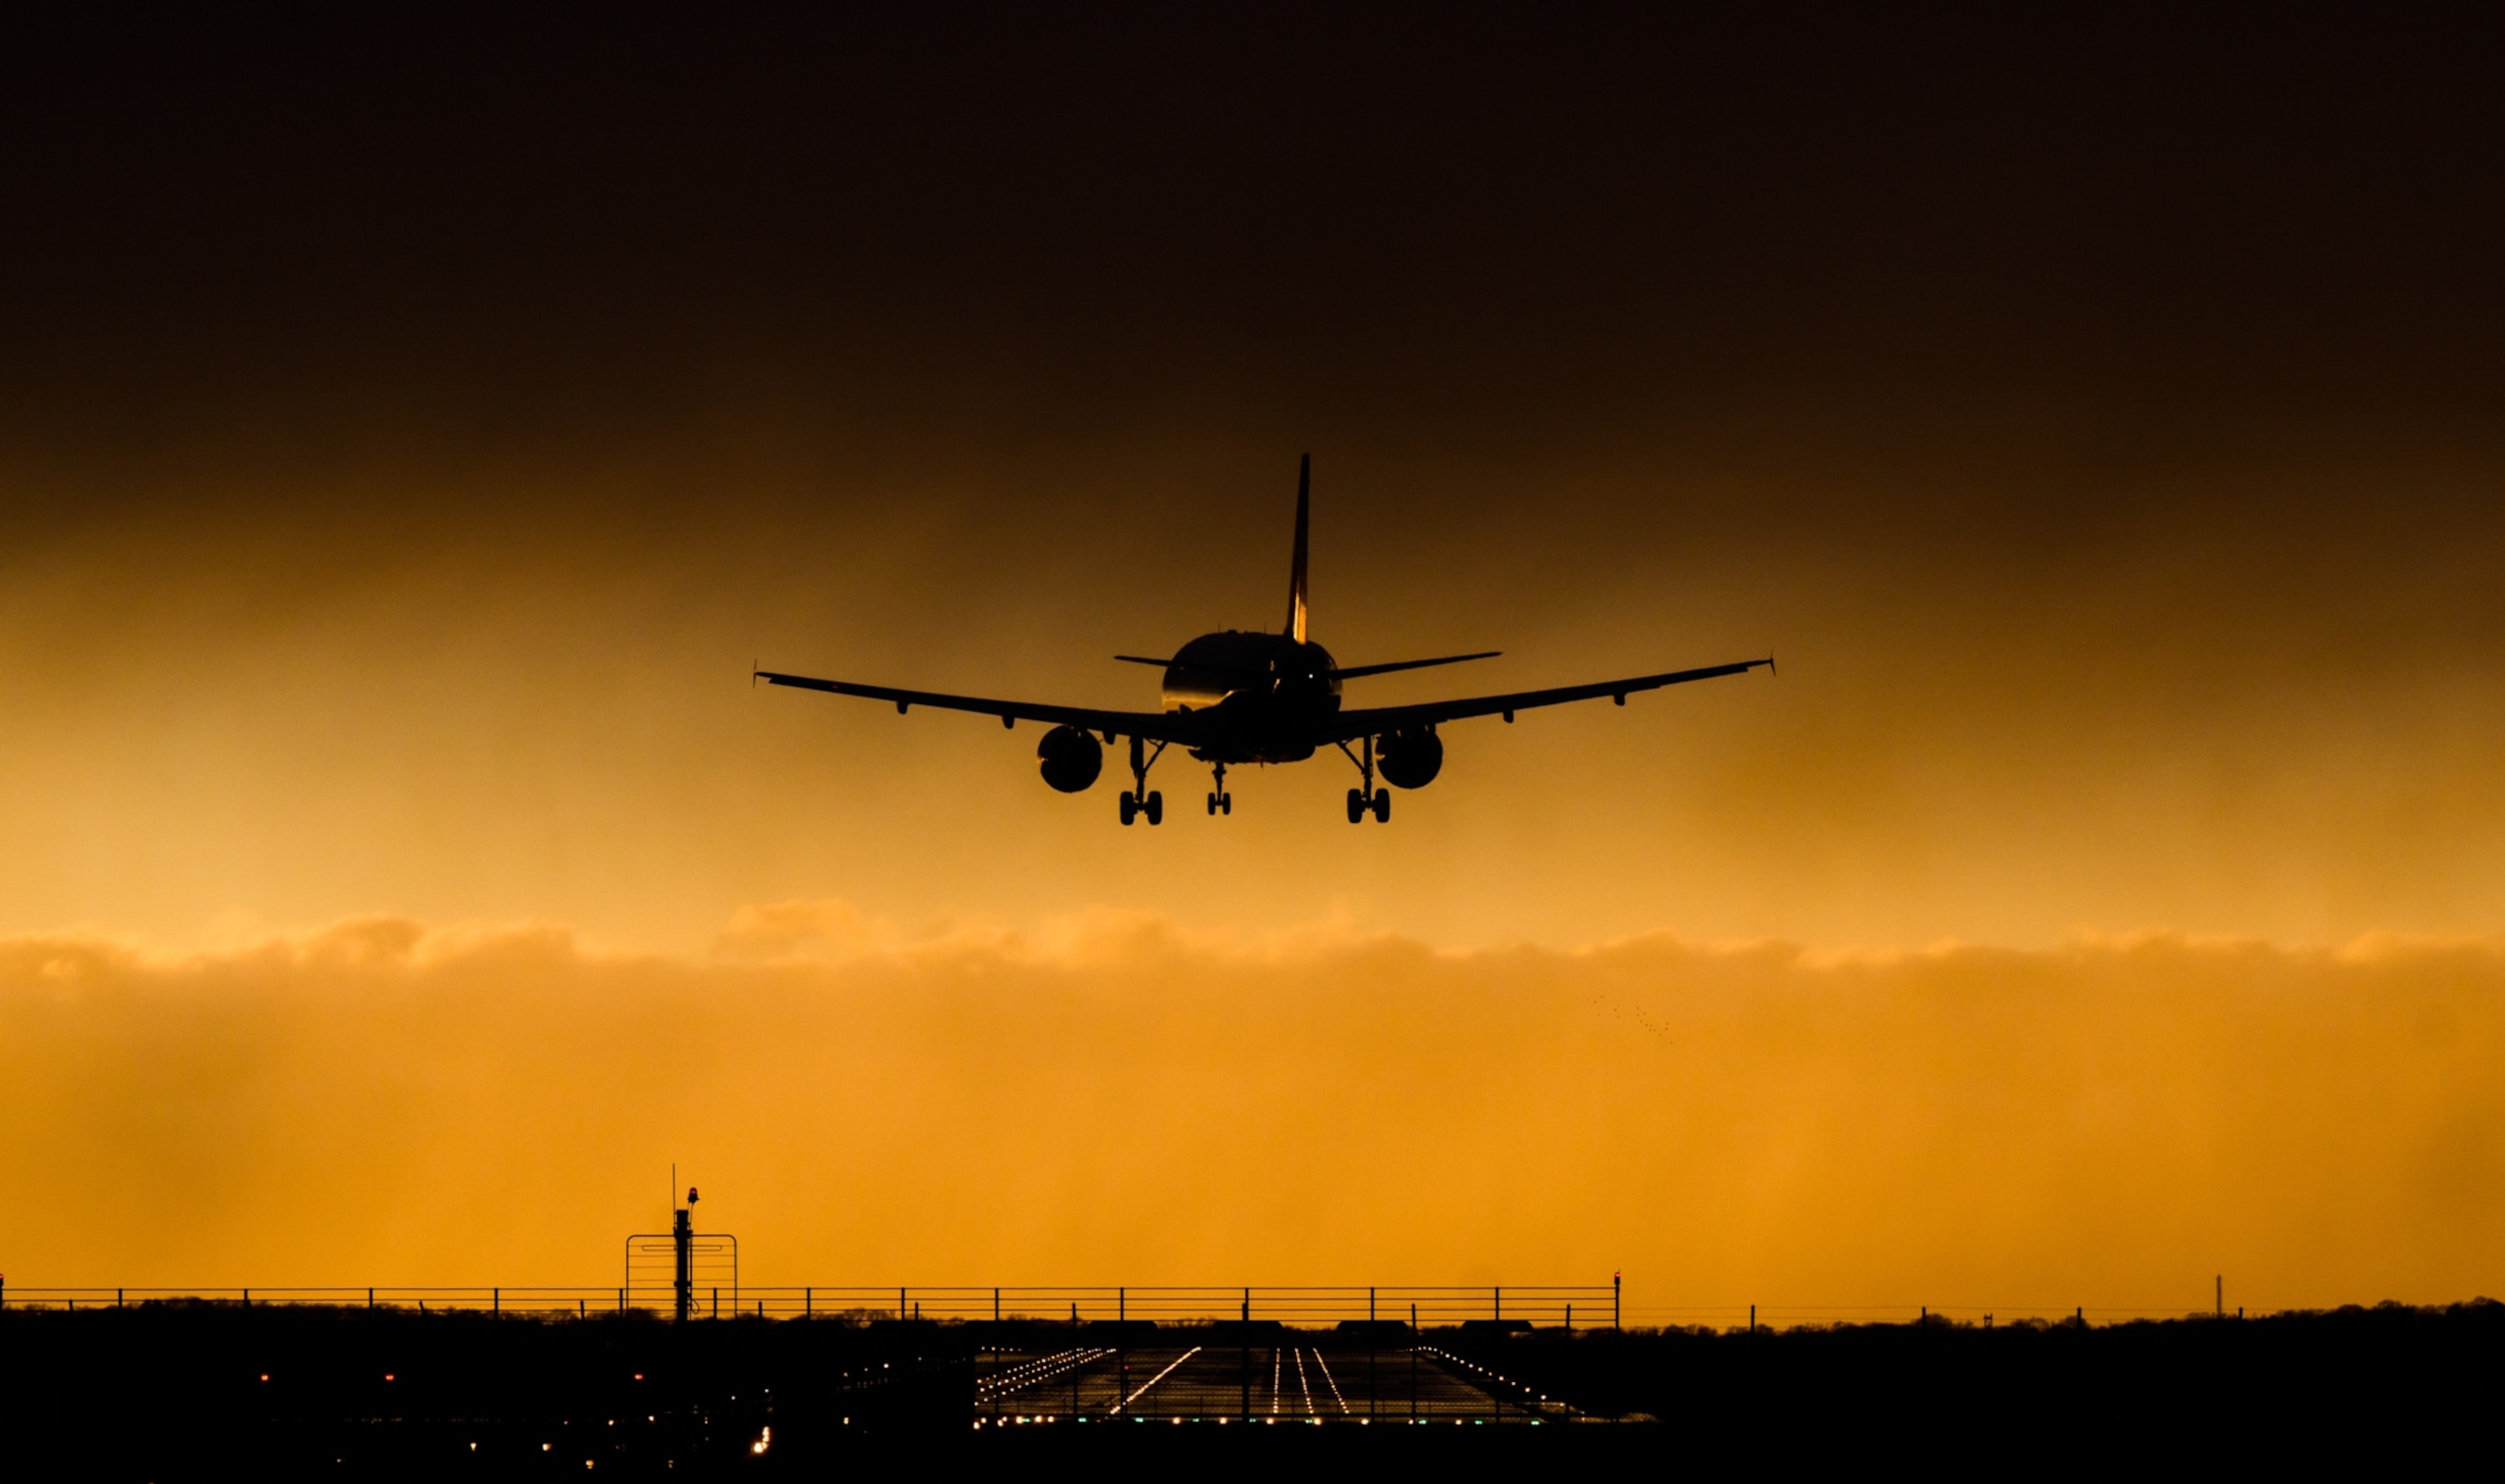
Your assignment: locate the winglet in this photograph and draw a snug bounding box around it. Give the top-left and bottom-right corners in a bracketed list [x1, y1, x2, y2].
[1286, 453, 1310, 643]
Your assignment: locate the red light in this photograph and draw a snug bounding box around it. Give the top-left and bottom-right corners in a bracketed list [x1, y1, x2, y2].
[384, 1374, 395, 1382]
[259, 1374, 270, 1382]
[633, 1373, 643, 1381]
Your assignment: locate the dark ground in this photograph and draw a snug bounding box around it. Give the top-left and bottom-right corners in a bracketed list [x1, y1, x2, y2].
[2, 1301, 2495, 1477]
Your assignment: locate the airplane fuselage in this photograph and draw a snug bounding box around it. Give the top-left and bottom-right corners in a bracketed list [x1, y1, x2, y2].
[1161, 629, 1340, 764]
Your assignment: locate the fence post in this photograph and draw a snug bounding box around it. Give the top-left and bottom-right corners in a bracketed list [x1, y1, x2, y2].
[1240, 1291, 1250, 1421]
[1410, 1303, 1418, 1419]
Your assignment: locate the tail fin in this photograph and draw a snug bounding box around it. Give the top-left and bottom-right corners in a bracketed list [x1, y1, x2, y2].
[1286, 453, 1310, 643]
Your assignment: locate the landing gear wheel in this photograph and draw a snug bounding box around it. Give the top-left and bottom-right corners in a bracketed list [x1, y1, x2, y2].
[1371, 788, 1391, 823]
[1346, 788, 1367, 824]
[1120, 791, 1138, 826]
[1219, 793, 1232, 815]
[1143, 790, 1163, 826]
[1207, 792, 1219, 815]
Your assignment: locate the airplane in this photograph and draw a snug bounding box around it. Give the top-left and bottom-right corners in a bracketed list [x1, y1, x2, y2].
[754, 455, 1772, 825]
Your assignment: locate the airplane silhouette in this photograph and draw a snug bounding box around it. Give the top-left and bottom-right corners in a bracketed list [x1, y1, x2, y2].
[755, 456, 1772, 824]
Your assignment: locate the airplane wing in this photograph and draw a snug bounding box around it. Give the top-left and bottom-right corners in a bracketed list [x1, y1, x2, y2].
[1320, 657, 1773, 742]
[1328, 651, 1501, 680]
[753, 669, 1204, 744]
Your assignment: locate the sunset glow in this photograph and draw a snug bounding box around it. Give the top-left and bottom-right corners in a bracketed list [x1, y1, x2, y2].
[2, 11, 2498, 1313]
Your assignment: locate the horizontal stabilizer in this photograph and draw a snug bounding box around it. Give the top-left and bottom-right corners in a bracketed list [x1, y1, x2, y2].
[1114, 653, 1265, 674]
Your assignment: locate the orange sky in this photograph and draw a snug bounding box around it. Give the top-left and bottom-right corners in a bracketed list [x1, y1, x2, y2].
[2, 12, 2501, 1304]
[6, 914, 2499, 1314]
[2, 432, 2498, 956]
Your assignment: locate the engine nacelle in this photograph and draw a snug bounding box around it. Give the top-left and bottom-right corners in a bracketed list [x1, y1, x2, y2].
[1036, 725, 1104, 793]
[1376, 727, 1443, 789]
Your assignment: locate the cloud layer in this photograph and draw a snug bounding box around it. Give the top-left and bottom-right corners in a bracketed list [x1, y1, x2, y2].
[5, 908, 2498, 1316]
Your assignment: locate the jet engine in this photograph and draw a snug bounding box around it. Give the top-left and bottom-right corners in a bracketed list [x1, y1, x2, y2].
[1376, 727, 1443, 789]
[1036, 725, 1104, 793]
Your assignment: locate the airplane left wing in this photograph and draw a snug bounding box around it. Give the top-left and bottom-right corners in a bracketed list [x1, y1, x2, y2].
[1320, 657, 1773, 742]
[753, 669, 1204, 744]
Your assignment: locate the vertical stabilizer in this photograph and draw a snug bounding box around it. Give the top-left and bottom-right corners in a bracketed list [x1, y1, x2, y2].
[1286, 453, 1310, 642]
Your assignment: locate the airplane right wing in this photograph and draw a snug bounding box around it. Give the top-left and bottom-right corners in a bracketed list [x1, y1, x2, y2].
[1321, 657, 1773, 742]
[1328, 651, 1501, 680]
[754, 670, 1205, 744]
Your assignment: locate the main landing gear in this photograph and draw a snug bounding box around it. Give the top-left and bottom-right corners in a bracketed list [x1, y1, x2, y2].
[1336, 735, 1392, 824]
[1207, 760, 1232, 816]
[1119, 733, 1167, 826]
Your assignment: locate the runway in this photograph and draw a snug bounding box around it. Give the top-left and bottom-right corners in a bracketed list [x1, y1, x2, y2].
[976, 1340, 1575, 1424]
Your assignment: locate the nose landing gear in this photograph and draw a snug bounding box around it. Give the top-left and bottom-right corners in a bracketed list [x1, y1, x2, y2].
[1118, 734, 1169, 826]
[1207, 761, 1232, 816]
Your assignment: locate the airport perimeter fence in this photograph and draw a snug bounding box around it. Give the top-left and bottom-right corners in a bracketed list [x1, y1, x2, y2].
[1624, 1303, 2238, 1329]
[0, 1283, 1615, 1327]
[0, 1283, 2229, 1330]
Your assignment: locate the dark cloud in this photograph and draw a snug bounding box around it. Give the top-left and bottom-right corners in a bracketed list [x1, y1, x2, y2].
[4, 7, 2500, 466]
